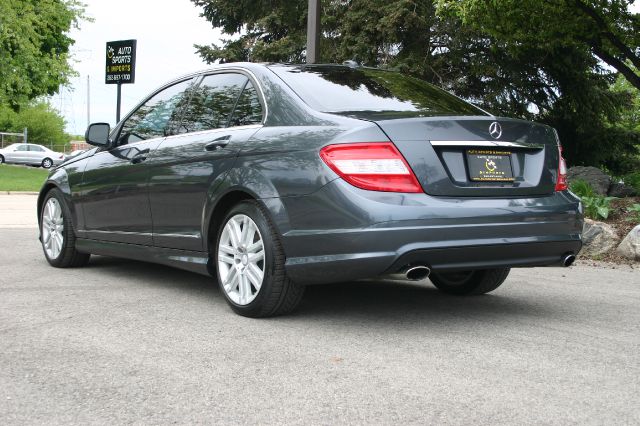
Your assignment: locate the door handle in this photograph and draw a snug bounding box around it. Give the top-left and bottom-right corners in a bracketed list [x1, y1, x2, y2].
[205, 135, 231, 151]
[130, 154, 147, 164]
[129, 147, 150, 164]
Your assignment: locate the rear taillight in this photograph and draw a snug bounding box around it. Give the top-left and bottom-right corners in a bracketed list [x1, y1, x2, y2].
[555, 145, 568, 191]
[320, 142, 422, 193]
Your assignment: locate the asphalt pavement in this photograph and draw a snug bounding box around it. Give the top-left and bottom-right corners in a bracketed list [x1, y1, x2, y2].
[0, 195, 639, 424]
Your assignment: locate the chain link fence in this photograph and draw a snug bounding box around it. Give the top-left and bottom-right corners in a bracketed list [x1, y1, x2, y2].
[0, 131, 26, 149]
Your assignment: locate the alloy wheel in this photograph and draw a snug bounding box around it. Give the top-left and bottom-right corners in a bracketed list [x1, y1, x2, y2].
[218, 214, 265, 305]
[42, 158, 53, 168]
[42, 198, 64, 260]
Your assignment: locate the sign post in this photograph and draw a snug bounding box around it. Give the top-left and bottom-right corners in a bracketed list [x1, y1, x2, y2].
[105, 39, 137, 123]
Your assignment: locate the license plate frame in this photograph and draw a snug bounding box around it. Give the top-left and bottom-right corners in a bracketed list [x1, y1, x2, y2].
[466, 149, 515, 182]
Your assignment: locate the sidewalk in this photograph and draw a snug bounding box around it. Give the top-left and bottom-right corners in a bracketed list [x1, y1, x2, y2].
[0, 194, 38, 228]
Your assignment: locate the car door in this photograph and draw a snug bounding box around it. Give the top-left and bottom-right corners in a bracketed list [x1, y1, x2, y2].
[147, 73, 264, 251]
[27, 144, 45, 165]
[77, 77, 195, 245]
[10, 145, 29, 163]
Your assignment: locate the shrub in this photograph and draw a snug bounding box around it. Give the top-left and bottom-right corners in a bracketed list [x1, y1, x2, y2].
[570, 179, 596, 198]
[622, 172, 640, 194]
[581, 196, 617, 220]
[569, 179, 619, 220]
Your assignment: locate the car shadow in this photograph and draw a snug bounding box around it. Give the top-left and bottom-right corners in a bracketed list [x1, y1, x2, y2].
[296, 279, 554, 321]
[84, 256, 555, 323]
[85, 255, 218, 294]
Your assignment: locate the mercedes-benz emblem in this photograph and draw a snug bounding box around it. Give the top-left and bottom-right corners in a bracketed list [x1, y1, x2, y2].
[489, 122, 502, 139]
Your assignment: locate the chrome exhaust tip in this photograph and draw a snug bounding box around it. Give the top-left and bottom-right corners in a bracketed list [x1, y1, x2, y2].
[405, 265, 431, 281]
[563, 254, 576, 267]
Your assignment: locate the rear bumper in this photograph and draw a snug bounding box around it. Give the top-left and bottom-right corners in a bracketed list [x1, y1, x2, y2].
[279, 180, 583, 285]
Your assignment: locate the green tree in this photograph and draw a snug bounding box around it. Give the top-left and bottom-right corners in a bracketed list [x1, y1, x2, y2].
[0, 0, 86, 109]
[191, 0, 640, 173]
[612, 73, 640, 132]
[0, 102, 68, 147]
[436, 0, 640, 90]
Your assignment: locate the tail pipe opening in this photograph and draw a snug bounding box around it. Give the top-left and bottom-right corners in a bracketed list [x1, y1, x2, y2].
[384, 264, 431, 281]
[562, 254, 576, 267]
[405, 265, 431, 281]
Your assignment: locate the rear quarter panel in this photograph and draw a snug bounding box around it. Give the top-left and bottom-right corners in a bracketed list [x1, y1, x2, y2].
[200, 117, 390, 247]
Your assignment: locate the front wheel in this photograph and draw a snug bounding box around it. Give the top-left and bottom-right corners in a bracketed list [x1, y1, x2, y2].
[41, 158, 53, 169]
[215, 200, 304, 317]
[0, 154, 4, 164]
[429, 268, 510, 295]
[41, 189, 90, 268]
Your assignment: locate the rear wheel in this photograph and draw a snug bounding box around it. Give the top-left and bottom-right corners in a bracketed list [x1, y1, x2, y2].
[0, 154, 4, 164]
[41, 158, 53, 169]
[215, 200, 304, 317]
[41, 188, 90, 268]
[429, 268, 510, 295]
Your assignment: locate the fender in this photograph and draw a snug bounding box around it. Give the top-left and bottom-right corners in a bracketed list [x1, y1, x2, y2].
[37, 168, 72, 229]
[201, 165, 291, 253]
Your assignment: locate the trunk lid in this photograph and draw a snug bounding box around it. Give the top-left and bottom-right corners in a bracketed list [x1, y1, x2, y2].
[371, 116, 560, 197]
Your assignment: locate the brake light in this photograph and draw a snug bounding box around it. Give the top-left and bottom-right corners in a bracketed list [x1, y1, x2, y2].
[320, 142, 422, 193]
[555, 145, 568, 191]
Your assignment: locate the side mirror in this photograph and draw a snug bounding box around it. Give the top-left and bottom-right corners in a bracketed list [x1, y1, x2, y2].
[85, 123, 111, 147]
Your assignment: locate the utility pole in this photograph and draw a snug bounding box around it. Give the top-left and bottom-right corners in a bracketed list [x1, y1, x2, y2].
[306, 0, 321, 63]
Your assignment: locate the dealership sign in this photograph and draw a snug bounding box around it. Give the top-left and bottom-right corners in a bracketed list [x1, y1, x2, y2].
[105, 39, 137, 84]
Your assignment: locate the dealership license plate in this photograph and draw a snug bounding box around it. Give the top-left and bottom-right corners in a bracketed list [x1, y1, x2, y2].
[466, 149, 514, 182]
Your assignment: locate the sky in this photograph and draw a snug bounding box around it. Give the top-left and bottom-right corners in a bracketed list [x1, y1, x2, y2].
[57, 0, 221, 135]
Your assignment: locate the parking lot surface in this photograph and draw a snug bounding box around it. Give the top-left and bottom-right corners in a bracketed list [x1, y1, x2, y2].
[0, 196, 639, 424]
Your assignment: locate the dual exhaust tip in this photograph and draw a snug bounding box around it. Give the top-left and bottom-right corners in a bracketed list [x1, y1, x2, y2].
[406, 265, 431, 280]
[388, 265, 431, 281]
[390, 254, 575, 282]
[563, 254, 576, 267]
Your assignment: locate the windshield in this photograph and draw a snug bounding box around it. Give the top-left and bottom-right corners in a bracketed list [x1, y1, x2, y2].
[270, 65, 487, 117]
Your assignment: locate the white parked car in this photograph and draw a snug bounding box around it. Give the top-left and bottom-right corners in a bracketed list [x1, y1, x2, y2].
[0, 143, 66, 168]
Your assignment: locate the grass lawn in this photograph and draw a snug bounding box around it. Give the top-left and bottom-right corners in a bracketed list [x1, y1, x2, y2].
[0, 164, 49, 192]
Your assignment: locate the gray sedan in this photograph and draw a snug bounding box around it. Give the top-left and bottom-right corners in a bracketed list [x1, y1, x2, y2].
[0, 143, 66, 168]
[37, 63, 583, 317]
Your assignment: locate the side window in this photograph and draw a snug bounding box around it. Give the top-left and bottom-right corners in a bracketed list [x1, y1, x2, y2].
[118, 78, 194, 145]
[16, 145, 29, 151]
[228, 81, 263, 127]
[29, 145, 44, 152]
[178, 73, 248, 133]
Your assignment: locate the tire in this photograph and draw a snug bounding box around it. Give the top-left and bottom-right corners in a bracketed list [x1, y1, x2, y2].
[215, 200, 304, 317]
[41, 158, 53, 169]
[0, 155, 4, 164]
[429, 268, 510, 295]
[40, 188, 90, 268]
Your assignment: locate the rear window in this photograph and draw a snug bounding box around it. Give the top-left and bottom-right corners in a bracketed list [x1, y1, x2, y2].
[270, 65, 486, 117]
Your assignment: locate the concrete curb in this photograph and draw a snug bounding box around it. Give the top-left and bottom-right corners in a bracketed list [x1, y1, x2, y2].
[2, 191, 38, 195]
